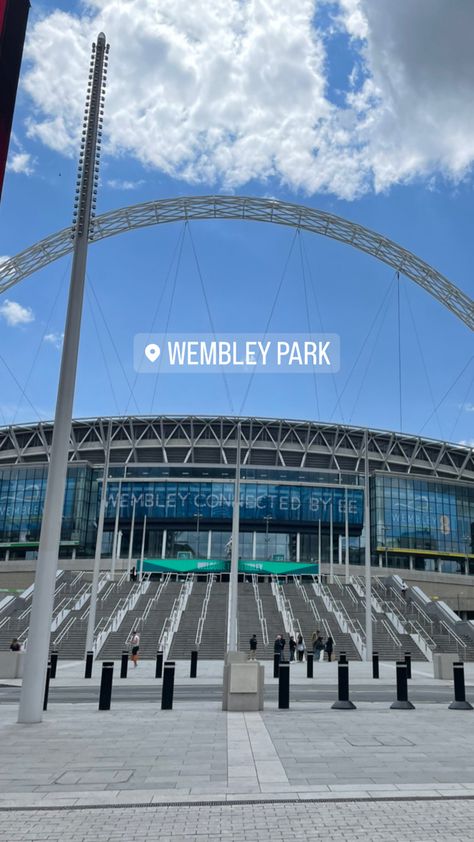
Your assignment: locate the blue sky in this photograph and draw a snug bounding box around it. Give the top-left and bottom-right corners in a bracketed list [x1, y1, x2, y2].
[0, 0, 473, 446]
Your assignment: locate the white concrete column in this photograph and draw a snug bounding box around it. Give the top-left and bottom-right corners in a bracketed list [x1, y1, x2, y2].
[207, 529, 212, 559]
[161, 527, 167, 560]
[329, 500, 334, 584]
[252, 530, 256, 560]
[296, 531, 300, 563]
[344, 487, 349, 583]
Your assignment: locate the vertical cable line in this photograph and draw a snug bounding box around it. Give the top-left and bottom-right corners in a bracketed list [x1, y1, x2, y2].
[0, 353, 42, 421]
[397, 272, 403, 431]
[150, 224, 187, 416]
[328, 270, 398, 423]
[299, 233, 345, 424]
[402, 281, 444, 441]
[297, 231, 320, 420]
[348, 278, 398, 423]
[186, 224, 235, 415]
[11, 257, 72, 426]
[86, 288, 121, 416]
[238, 228, 299, 416]
[419, 355, 474, 435]
[87, 276, 141, 414]
[449, 362, 474, 443]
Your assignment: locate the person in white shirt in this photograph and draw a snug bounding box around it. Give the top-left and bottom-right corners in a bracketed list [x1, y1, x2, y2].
[131, 630, 140, 667]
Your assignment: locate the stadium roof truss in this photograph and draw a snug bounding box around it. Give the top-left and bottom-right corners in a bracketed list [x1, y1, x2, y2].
[0, 196, 473, 330]
[0, 416, 473, 484]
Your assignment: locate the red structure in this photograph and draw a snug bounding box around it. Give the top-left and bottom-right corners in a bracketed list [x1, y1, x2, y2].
[0, 0, 30, 200]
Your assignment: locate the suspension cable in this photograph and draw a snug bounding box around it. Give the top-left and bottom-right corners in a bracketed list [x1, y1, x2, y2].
[297, 231, 320, 420]
[239, 229, 299, 415]
[186, 223, 235, 414]
[419, 355, 474, 435]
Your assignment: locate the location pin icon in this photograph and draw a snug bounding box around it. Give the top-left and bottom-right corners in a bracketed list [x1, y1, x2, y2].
[145, 343, 161, 363]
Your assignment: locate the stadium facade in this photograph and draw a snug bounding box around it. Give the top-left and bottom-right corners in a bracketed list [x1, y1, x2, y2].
[0, 416, 473, 577]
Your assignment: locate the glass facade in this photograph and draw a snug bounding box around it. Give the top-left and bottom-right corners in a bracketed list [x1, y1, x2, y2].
[0, 461, 472, 575]
[0, 464, 93, 552]
[371, 473, 474, 572]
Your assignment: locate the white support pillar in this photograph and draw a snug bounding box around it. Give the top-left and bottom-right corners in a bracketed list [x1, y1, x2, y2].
[110, 482, 121, 578]
[227, 422, 241, 652]
[18, 33, 110, 724]
[161, 528, 167, 560]
[296, 532, 300, 563]
[318, 518, 321, 583]
[139, 515, 147, 580]
[364, 429, 373, 661]
[252, 530, 256, 560]
[207, 529, 212, 560]
[127, 498, 136, 577]
[116, 530, 122, 572]
[84, 422, 111, 658]
[329, 500, 334, 584]
[338, 533, 342, 566]
[344, 487, 350, 584]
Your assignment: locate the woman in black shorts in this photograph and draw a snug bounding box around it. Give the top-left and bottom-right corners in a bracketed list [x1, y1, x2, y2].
[131, 630, 140, 667]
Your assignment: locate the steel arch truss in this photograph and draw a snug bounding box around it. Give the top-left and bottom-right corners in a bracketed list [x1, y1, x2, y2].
[0, 195, 473, 330]
[0, 416, 473, 483]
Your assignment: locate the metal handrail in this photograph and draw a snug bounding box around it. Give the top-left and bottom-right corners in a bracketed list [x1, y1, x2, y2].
[439, 619, 467, 654]
[380, 617, 402, 647]
[195, 577, 214, 646]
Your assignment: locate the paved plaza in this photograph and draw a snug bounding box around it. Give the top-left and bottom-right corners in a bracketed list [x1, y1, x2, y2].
[1, 660, 474, 839]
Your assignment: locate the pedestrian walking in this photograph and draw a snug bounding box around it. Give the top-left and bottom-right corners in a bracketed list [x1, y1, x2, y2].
[289, 635, 296, 661]
[130, 629, 140, 667]
[249, 634, 258, 660]
[9, 638, 21, 652]
[296, 634, 305, 662]
[312, 630, 324, 661]
[401, 580, 408, 599]
[325, 635, 334, 662]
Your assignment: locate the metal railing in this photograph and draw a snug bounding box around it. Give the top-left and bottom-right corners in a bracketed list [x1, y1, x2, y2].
[252, 575, 269, 647]
[195, 576, 214, 646]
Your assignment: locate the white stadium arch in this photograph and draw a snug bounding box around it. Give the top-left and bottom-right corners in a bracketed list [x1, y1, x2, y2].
[0, 195, 473, 330]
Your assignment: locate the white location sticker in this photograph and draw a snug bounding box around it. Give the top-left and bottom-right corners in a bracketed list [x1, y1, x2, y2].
[144, 343, 161, 362]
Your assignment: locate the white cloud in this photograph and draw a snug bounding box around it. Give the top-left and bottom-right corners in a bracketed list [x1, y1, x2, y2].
[0, 299, 35, 327]
[462, 403, 474, 413]
[44, 332, 64, 349]
[459, 439, 474, 448]
[7, 152, 34, 176]
[107, 178, 145, 190]
[20, 0, 474, 199]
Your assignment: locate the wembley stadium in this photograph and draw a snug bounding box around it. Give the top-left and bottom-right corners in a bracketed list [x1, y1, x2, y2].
[1, 415, 473, 589]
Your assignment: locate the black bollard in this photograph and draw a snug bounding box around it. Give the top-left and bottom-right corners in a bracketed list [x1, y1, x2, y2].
[273, 652, 280, 678]
[155, 650, 163, 679]
[404, 651, 412, 680]
[190, 649, 198, 678]
[306, 652, 314, 678]
[278, 660, 290, 709]
[331, 660, 356, 709]
[84, 650, 93, 679]
[161, 661, 175, 710]
[50, 649, 59, 679]
[43, 660, 51, 712]
[390, 661, 415, 709]
[449, 662, 473, 710]
[98, 661, 114, 711]
[372, 652, 379, 679]
[339, 651, 348, 664]
[120, 649, 129, 679]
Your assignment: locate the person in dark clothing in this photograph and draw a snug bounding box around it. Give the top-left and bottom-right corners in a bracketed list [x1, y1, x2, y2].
[274, 634, 285, 660]
[289, 635, 296, 661]
[9, 639, 21, 652]
[325, 635, 334, 662]
[249, 634, 258, 660]
[297, 634, 305, 661]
